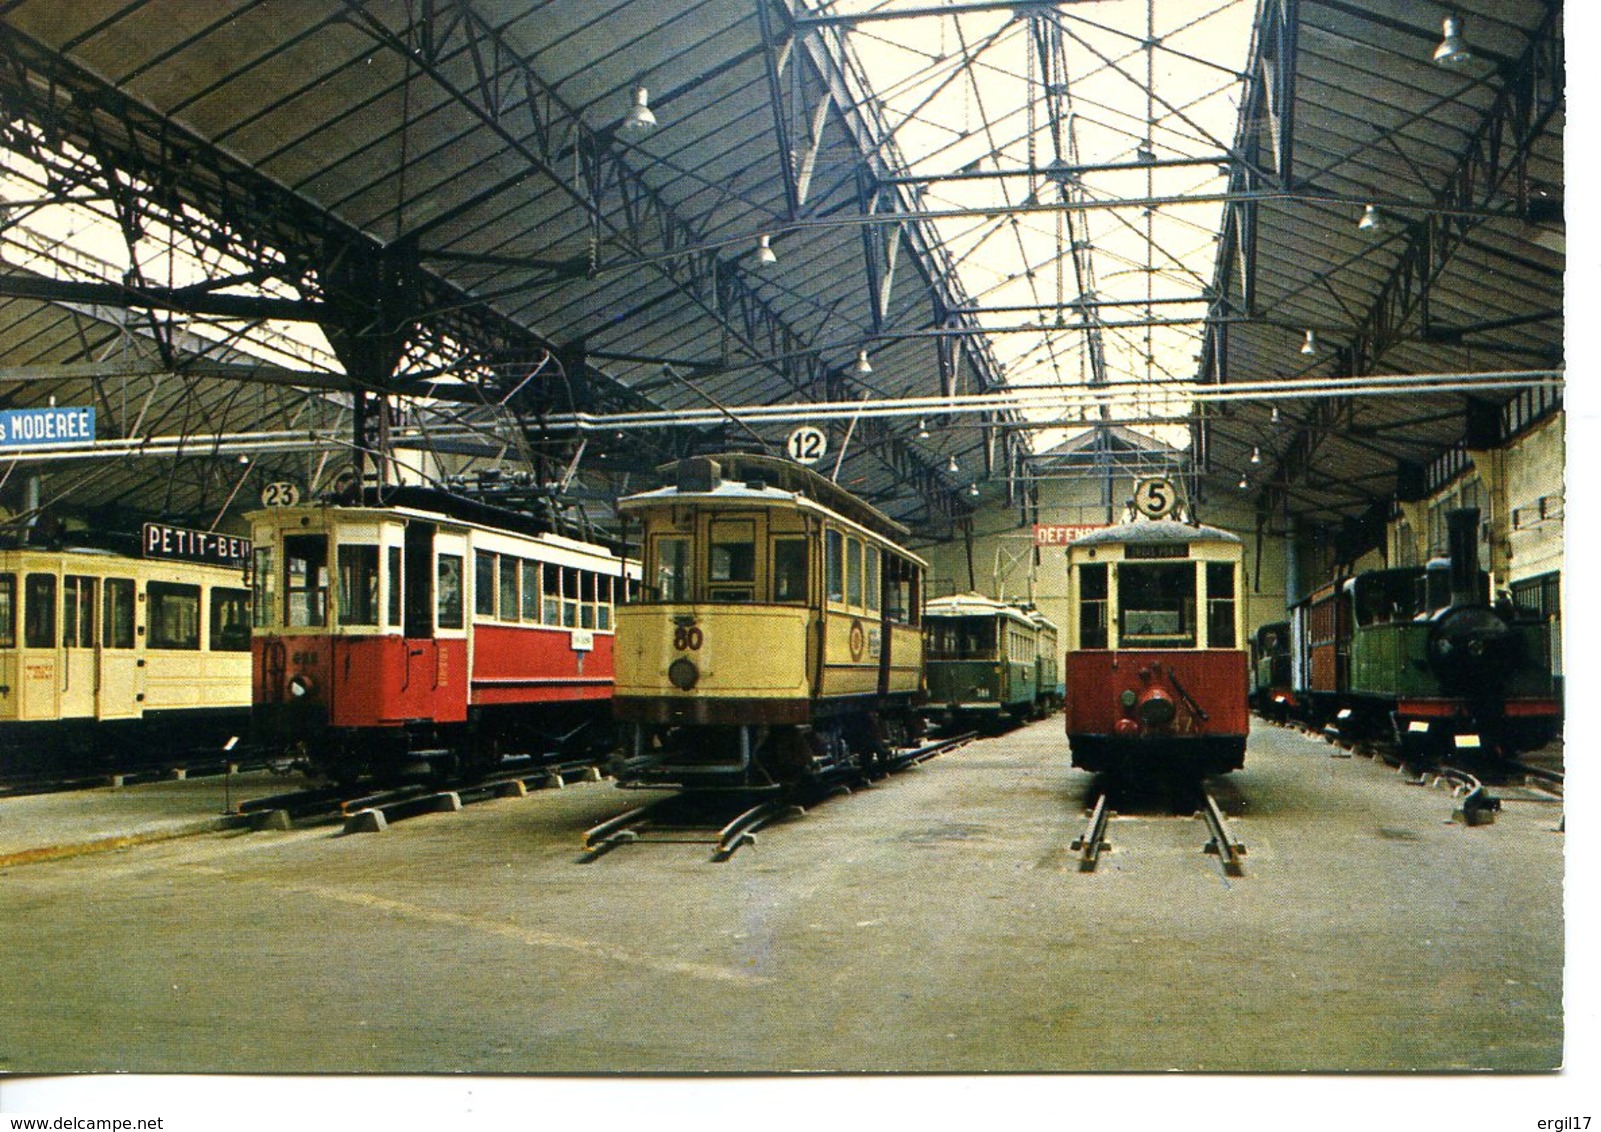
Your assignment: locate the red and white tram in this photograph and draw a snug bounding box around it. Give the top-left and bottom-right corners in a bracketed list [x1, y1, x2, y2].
[248, 488, 637, 782]
[1062, 519, 1248, 778]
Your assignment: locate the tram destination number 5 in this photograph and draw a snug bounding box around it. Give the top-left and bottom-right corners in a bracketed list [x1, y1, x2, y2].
[1133, 477, 1178, 520]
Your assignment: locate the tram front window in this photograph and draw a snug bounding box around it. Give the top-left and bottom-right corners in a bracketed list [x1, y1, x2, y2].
[655, 537, 692, 602]
[709, 520, 755, 602]
[1117, 562, 1196, 648]
[284, 534, 329, 628]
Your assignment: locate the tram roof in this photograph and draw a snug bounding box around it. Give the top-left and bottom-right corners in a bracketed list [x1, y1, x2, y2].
[623, 453, 912, 544]
[925, 593, 1042, 626]
[1067, 518, 1242, 549]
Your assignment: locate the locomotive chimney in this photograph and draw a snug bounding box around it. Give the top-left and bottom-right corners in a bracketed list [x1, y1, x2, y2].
[1445, 507, 1484, 607]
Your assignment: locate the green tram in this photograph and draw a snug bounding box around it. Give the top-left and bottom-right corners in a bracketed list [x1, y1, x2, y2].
[924, 593, 1059, 730]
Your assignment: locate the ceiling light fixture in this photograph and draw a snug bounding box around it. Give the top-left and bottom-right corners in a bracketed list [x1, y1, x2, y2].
[852, 348, 873, 377]
[1135, 141, 1155, 164]
[620, 84, 657, 135]
[1270, 405, 1281, 424]
[1300, 329, 1319, 356]
[1238, 474, 1249, 490]
[947, 454, 960, 474]
[1250, 446, 1262, 465]
[1358, 203, 1383, 233]
[969, 482, 980, 497]
[1433, 15, 1474, 69]
[916, 419, 930, 439]
[753, 234, 778, 268]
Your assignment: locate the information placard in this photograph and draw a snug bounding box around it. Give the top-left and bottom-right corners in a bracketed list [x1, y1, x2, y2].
[0, 406, 95, 448]
[142, 522, 252, 567]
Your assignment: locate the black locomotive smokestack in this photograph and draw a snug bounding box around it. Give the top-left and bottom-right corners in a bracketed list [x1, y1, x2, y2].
[1446, 507, 1484, 607]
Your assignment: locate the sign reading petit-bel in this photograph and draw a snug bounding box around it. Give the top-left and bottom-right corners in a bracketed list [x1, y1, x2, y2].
[0, 406, 95, 447]
[142, 522, 252, 567]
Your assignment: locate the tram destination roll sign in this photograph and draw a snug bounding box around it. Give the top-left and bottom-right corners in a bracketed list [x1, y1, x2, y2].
[142, 522, 252, 568]
[0, 405, 94, 447]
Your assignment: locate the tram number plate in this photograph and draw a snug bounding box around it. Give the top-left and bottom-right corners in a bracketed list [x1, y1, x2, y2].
[786, 426, 828, 466]
[1134, 477, 1178, 519]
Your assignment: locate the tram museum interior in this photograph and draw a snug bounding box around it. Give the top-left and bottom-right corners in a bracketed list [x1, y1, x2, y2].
[0, 0, 1577, 1093]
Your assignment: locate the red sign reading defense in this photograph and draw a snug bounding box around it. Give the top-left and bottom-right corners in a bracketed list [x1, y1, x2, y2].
[1032, 523, 1107, 547]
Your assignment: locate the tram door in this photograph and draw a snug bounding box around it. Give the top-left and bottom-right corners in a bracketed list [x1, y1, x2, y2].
[403, 521, 435, 638]
[59, 574, 97, 721]
[96, 576, 140, 720]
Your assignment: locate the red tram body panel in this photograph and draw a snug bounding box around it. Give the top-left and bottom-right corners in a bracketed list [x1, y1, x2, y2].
[1064, 650, 1249, 737]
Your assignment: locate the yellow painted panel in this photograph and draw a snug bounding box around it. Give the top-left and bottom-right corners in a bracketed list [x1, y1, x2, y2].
[616, 604, 811, 699]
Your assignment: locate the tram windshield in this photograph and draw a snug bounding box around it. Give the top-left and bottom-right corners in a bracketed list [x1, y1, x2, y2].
[1117, 562, 1196, 648]
[928, 615, 998, 661]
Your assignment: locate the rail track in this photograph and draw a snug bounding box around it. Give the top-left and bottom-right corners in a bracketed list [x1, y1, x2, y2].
[1071, 788, 1247, 877]
[582, 731, 977, 861]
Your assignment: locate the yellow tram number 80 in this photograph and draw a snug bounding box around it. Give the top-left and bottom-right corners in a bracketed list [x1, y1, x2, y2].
[673, 625, 704, 651]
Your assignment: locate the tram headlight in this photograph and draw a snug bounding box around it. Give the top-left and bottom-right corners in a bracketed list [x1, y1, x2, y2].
[1136, 688, 1176, 729]
[288, 674, 314, 698]
[1118, 688, 1138, 713]
[668, 657, 699, 691]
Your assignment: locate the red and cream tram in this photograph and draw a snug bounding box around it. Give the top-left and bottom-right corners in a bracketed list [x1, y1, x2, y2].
[248, 487, 637, 782]
[1062, 518, 1248, 778]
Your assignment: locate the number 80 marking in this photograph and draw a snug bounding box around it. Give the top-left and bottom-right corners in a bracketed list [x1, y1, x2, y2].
[673, 626, 704, 651]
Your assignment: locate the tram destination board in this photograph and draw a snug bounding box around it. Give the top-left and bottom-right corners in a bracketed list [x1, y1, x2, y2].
[0, 406, 94, 448]
[142, 521, 252, 567]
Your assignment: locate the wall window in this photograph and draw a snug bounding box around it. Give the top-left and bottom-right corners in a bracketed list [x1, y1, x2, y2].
[475, 550, 497, 616]
[102, 577, 135, 649]
[773, 539, 808, 603]
[63, 575, 95, 648]
[284, 534, 328, 628]
[0, 572, 16, 648]
[437, 554, 464, 629]
[338, 545, 380, 626]
[147, 582, 201, 650]
[24, 573, 55, 649]
[210, 588, 252, 651]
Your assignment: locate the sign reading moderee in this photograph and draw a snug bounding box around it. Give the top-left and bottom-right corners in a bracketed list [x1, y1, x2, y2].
[0, 406, 95, 447]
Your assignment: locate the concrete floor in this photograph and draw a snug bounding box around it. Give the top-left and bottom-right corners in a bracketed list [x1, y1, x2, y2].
[0, 719, 1564, 1074]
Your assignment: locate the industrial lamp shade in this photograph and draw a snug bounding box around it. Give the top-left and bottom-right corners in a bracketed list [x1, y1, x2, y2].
[754, 234, 778, 267]
[1300, 329, 1319, 356]
[1434, 16, 1473, 68]
[852, 349, 873, 377]
[1358, 203, 1382, 232]
[620, 85, 657, 135]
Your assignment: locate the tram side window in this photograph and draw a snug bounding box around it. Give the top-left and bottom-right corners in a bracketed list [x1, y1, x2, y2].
[437, 554, 464, 629]
[865, 546, 881, 613]
[103, 578, 135, 649]
[544, 563, 563, 622]
[253, 547, 276, 628]
[24, 573, 55, 648]
[499, 554, 520, 622]
[563, 569, 579, 628]
[845, 537, 863, 607]
[147, 582, 201, 650]
[826, 530, 844, 604]
[579, 571, 596, 628]
[475, 551, 497, 617]
[654, 537, 691, 602]
[63, 575, 95, 648]
[597, 575, 613, 630]
[387, 547, 402, 628]
[772, 539, 808, 604]
[0, 573, 14, 648]
[1078, 563, 1108, 649]
[1118, 562, 1196, 648]
[284, 535, 328, 628]
[521, 561, 542, 622]
[884, 555, 918, 625]
[1206, 562, 1236, 649]
[338, 545, 380, 626]
[211, 588, 252, 651]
